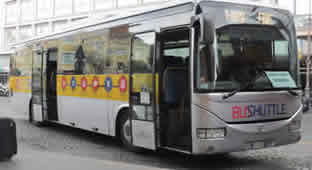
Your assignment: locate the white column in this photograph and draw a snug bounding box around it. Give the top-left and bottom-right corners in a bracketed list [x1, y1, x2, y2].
[16, 0, 21, 42]
[52, 0, 55, 17]
[0, 1, 5, 50]
[72, 0, 75, 14]
[115, 0, 119, 9]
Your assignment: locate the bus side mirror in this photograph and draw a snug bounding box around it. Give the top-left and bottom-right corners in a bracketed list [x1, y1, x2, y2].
[191, 15, 215, 44]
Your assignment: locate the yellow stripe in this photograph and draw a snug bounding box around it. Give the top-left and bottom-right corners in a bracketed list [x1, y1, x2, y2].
[57, 73, 159, 102]
[10, 76, 31, 93]
[57, 74, 129, 101]
[10, 73, 159, 103]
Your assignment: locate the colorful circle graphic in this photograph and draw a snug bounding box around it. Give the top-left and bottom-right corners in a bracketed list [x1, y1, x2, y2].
[62, 77, 67, 89]
[104, 77, 112, 92]
[92, 77, 99, 90]
[81, 77, 88, 90]
[119, 76, 127, 92]
[71, 77, 76, 90]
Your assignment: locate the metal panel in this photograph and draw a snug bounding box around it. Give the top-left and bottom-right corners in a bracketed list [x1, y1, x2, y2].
[57, 96, 123, 135]
[132, 120, 156, 150]
[33, 104, 43, 122]
[192, 91, 302, 123]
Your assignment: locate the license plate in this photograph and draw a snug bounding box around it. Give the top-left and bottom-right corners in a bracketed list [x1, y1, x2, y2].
[251, 141, 265, 150]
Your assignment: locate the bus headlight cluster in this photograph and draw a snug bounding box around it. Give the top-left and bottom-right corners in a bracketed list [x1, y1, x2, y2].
[197, 128, 226, 139]
[289, 120, 301, 132]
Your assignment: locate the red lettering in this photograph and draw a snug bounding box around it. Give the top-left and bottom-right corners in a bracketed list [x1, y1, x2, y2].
[232, 106, 241, 120]
[241, 106, 249, 118]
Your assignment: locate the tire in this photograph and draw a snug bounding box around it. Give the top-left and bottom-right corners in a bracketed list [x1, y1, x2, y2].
[303, 99, 310, 113]
[29, 100, 34, 123]
[118, 110, 141, 152]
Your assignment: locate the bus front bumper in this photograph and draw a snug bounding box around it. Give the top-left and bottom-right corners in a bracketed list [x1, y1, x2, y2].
[191, 105, 303, 155]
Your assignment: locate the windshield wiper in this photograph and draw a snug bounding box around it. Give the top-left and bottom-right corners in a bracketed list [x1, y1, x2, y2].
[222, 67, 264, 100]
[222, 69, 300, 100]
[286, 89, 299, 97]
[222, 87, 244, 100]
[222, 81, 254, 100]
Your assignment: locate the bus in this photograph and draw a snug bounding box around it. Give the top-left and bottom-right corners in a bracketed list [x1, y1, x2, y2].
[9, 0, 302, 155]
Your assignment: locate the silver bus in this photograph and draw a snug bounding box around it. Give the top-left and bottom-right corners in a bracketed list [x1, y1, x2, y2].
[10, 0, 302, 155]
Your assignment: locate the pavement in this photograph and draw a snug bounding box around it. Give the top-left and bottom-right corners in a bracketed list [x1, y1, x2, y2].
[0, 97, 167, 170]
[1, 96, 312, 169]
[0, 149, 165, 170]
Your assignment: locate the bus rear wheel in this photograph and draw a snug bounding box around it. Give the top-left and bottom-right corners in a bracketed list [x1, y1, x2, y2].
[118, 110, 140, 152]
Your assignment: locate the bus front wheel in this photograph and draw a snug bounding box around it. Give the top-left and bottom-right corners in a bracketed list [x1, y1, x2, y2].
[29, 100, 34, 123]
[118, 110, 140, 152]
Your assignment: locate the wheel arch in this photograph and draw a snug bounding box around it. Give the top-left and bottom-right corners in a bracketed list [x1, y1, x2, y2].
[114, 104, 130, 138]
[29, 97, 33, 113]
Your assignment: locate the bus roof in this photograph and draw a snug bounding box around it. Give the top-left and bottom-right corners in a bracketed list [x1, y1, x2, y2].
[10, 0, 288, 49]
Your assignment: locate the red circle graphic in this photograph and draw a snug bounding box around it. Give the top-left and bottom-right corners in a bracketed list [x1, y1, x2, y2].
[61, 77, 67, 89]
[92, 77, 99, 90]
[119, 76, 127, 92]
[81, 77, 88, 90]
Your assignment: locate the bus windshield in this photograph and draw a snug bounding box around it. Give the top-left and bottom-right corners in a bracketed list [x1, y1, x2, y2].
[196, 2, 300, 92]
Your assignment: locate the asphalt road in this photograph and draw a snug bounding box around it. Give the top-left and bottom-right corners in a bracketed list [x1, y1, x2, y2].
[1, 98, 312, 169]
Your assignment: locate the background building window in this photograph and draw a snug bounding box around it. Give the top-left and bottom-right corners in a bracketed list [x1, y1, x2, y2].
[55, 0, 73, 16]
[295, 0, 310, 15]
[6, 2, 17, 24]
[36, 23, 49, 36]
[21, 0, 34, 22]
[94, 0, 114, 10]
[20, 25, 33, 40]
[53, 21, 67, 32]
[5, 28, 17, 45]
[118, 0, 138, 8]
[37, 0, 51, 19]
[74, 0, 89, 13]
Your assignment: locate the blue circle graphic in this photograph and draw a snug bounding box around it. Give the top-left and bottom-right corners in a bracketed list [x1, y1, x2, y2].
[104, 77, 113, 92]
[71, 77, 77, 90]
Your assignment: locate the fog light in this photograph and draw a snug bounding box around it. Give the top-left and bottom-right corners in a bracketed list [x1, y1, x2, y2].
[197, 128, 226, 139]
[289, 120, 301, 132]
[197, 129, 207, 139]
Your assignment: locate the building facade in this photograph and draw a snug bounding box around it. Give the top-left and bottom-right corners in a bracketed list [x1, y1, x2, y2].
[0, 0, 168, 51]
[0, 0, 285, 51]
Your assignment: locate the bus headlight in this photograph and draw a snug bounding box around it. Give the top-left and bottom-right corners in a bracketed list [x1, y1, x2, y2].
[197, 128, 226, 139]
[289, 120, 301, 132]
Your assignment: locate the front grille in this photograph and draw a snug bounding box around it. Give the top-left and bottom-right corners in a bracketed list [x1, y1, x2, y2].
[227, 117, 291, 125]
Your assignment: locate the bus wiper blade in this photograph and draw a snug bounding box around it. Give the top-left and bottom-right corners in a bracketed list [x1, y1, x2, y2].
[222, 88, 241, 100]
[222, 67, 265, 100]
[287, 89, 299, 96]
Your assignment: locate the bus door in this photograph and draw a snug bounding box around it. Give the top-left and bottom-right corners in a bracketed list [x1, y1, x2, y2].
[44, 49, 58, 121]
[31, 49, 46, 122]
[129, 32, 157, 150]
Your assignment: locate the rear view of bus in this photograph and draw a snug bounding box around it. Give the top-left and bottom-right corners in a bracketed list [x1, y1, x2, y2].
[192, 1, 302, 154]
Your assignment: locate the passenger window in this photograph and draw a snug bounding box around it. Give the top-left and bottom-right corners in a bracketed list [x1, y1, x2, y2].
[59, 36, 80, 74]
[164, 47, 189, 59]
[132, 33, 154, 73]
[59, 26, 131, 75]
